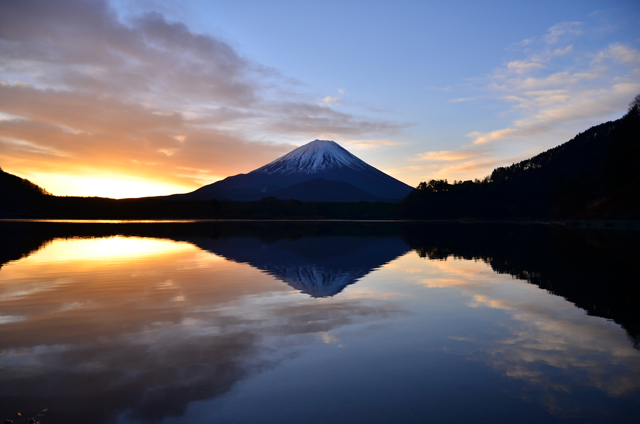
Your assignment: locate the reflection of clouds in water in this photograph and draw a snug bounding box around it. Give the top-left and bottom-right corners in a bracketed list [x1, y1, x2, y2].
[332, 288, 410, 300]
[409, 254, 640, 410]
[0, 279, 66, 301]
[0, 237, 402, 424]
[0, 315, 26, 325]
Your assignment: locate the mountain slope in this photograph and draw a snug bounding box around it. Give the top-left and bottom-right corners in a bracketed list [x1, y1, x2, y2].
[400, 99, 640, 219]
[270, 178, 386, 203]
[0, 167, 50, 199]
[0, 167, 53, 217]
[178, 140, 413, 202]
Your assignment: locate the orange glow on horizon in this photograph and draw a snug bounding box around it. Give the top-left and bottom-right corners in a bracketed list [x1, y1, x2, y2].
[17, 171, 215, 199]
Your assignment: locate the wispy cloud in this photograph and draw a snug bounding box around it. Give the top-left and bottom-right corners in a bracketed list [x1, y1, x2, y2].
[0, 0, 405, 196]
[321, 95, 341, 106]
[343, 139, 412, 150]
[448, 97, 476, 103]
[454, 25, 634, 162]
[541, 21, 583, 44]
[412, 19, 639, 183]
[409, 148, 510, 180]
[462, 22, 640, 161]
[385, 165, 423, 175]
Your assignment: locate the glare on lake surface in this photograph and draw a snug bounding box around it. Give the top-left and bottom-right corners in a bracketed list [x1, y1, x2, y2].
[0, 222, 638, 424]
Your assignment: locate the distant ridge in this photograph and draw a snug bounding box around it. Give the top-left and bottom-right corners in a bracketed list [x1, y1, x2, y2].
[175, 140, 413, 202]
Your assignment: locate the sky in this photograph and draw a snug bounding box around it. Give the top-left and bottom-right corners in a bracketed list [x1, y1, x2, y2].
[0, 0, 639, 198]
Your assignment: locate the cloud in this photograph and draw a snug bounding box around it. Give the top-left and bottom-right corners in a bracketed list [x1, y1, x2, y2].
[263, 102, 408, 139]
[413, 150, 488, 162]
[0, 0, 405, 197]
[542, 21, 583, 44]
[461, 22, 640, 162]
[385, 165, 423, 175]
[409, 148, 509, 180]
[342, 138, 412, 150]
[0, 84, 289, 193]
[465, 83, 640, 150]
[448, 97, 475, 103]
[466, 128, 520, 145]
[598, 43, 640, 65]
[506, 60, 546, 75]
[322, 95, 341, 105]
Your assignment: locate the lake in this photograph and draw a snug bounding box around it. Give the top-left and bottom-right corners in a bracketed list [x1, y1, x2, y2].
[1, 221, 639, 423]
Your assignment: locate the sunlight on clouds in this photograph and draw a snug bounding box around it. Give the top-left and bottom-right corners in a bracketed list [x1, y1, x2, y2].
[385, 165, 422, 175]
[468, 128, 519, 145]
[408, 148, 507, 181]
[413, 150, 487, 161]
[0, 1, 404, 197]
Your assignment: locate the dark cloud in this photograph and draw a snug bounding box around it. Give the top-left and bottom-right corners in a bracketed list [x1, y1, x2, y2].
[263, 101, 409, 137]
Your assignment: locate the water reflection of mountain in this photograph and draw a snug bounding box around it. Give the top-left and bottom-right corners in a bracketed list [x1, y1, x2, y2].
[191, 236, 410, 297]
[0, 222, 409, 298]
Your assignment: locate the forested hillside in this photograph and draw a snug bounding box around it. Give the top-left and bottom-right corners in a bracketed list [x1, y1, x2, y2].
[400, 96, 640, 220]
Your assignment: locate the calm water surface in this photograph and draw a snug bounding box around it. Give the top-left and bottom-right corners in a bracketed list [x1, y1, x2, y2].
[0, 222, 638, 423]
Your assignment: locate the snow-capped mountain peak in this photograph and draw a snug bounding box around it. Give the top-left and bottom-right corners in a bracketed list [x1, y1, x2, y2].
[182, 139, 413, 202]
[253, 139, 367, 175]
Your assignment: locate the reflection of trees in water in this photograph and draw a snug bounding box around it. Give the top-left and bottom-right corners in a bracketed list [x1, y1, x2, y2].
[401, 223, 640, 348]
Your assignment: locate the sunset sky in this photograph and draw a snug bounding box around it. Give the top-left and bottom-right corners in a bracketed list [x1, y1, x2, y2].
[1, 0, 639, 198]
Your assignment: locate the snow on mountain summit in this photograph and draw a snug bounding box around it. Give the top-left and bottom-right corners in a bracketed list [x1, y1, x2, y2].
[253, 140, 368, 175]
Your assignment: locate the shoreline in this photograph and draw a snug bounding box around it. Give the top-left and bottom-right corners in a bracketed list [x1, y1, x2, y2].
[1, 218, 638, 230]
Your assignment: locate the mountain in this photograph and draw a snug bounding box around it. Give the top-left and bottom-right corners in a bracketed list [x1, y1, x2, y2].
[268, 178, 386, 203]
[175, 139, 413, 202]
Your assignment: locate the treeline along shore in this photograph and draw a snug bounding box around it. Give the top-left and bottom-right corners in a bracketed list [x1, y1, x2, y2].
[0, 189, 401, 220]
[1, 96, 639, 221]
